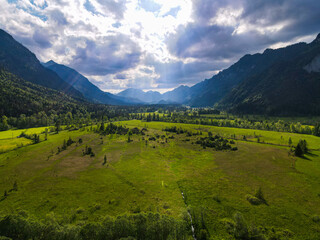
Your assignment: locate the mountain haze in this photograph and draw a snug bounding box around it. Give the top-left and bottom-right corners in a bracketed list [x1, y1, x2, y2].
[117, 85, 191, 104]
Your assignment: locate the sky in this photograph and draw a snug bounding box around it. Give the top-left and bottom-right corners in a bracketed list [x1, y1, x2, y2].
[0, 0, 320, 93]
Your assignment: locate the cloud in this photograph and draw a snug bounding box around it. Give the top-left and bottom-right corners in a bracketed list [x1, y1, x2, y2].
[69, 34, 141, 75]
[168, 0, 320, 64]
[32, 28, 52, 48]
[0, 0, 319, 93]
[49, 9, 68, 25]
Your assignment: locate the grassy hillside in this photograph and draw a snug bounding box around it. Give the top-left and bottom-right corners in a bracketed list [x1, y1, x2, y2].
[0, 120, 320, 239]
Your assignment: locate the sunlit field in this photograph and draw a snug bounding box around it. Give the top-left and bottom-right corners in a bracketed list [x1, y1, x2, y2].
[1, 120, 320, 239]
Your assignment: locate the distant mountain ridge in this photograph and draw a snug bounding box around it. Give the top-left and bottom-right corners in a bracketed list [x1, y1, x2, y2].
[117, 85, 191, 104]
[119, 33, 320, 115]
[43, 60, 141, 105]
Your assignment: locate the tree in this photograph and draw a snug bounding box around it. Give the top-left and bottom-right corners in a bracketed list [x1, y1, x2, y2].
[313, 123, 320, 136]
[233, 212, 248, 239]
[294, 143, 303, 157]
[295, 139, 308, 157]
[100, 122, 105, 131]
[55, 119, 61, 133]
[45, 128, 48, 141]
[33, 134, 40, 144]
[0, 115, 9, 131]
[62, 139, 67, 150]
[288, 137, 292, 146]
[103, 155, 107, 165]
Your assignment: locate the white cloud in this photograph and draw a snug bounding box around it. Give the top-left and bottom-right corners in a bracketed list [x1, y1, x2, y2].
[1, 0, 319, 93]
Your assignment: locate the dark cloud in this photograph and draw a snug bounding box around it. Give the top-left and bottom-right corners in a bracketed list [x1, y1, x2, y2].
[70, 34, 141, 75]
[167, 0, 320, 63]
[49, 9, 68, 25]
[167, 25, 270, 60]
[32, 29, 52, 48]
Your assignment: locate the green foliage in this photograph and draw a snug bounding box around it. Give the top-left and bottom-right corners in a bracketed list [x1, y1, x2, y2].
[246, 187, 267, 206]
[103, 155, 107, 165]
[195, 134, 237, 151]
[0, 212, 187, 240]
[294, 139, 308, 156]
[83, 145, 95, 157]
[246, 195, 262, 206]
[233, 212, 249, 239]
[312, 215, 320, 223]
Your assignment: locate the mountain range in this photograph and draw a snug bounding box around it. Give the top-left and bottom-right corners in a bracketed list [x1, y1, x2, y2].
[1, 27, 320, 116]
[42, 60, 140, 105]
[117, 34, 320, 115]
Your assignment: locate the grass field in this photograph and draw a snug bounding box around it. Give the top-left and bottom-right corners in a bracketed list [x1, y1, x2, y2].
[0, 120, 320, 239]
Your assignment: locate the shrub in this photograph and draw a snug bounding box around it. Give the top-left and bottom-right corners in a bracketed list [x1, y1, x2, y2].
[312, 215, 320, 223]
[254, 187, 267, 204]
[0, 237, 12, 240]
[212, 195, 221, 203]
[246, 194, 262, 205]
[233, 212, 249, 239]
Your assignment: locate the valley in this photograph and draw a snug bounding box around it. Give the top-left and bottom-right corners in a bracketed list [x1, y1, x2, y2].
[1, 119, 320, 239]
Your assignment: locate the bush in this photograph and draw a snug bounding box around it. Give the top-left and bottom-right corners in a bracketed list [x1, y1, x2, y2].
[212, 195, 221, 203]
[254, 187, 267, 204]
[233, 212, 249, 239]
[246, 194, 262, 205]
[0, 212, 188, 240]
[246, 187, 267, 205]
[312, 215, 320, 223]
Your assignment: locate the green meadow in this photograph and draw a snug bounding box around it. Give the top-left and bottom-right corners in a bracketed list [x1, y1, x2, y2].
[0, 120, 320, 239]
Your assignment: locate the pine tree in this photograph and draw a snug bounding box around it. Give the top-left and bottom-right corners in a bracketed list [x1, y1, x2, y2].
[294, 143, 303, 156]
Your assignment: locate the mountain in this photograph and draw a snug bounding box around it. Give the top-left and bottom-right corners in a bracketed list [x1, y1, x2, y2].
[218, 34, 320, 115]
[162, 85, 191, 103]
[117, 85, 191, 104]
[43, 60, 140, 105]
[0, 29, 83, 99]
[117, 88, 162, 103]
[185, 42, 311, 108]
[0, 68, 88, 117]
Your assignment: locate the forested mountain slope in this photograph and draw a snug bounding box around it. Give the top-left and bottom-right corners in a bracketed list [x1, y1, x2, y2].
[0, 29, 83, 98]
